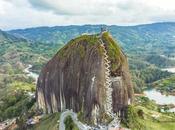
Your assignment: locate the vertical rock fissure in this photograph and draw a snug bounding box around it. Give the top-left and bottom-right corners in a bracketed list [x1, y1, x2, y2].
[60, 72, 66, 111]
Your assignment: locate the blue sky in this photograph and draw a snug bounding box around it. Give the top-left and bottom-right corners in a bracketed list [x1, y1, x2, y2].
[0, 0, 175, 30]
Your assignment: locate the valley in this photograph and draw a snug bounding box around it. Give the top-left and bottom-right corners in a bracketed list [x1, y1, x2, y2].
[0, 23, 175, 130]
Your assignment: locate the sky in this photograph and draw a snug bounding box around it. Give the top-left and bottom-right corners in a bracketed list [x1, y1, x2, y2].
[0, 0, 175, 30]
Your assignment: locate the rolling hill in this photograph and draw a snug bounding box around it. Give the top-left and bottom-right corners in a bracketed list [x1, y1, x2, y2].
[8, 22, 175, 55]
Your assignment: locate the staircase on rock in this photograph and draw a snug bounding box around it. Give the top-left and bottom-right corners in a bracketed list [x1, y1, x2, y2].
[99, 33, 120, 127]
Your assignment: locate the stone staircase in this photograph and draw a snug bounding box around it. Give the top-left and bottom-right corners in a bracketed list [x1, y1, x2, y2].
[99, 38, 120, 128]
[100, 40, 113, 115]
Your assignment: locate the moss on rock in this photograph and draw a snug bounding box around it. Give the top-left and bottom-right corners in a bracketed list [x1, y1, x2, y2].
[102, 32, 125, 73]
[57, 34, 99, 59]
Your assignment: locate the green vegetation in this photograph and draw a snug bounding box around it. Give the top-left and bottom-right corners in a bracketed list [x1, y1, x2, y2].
[28, 113, 60, 130]
[9, 23, 175, 57]
[77, 44, 85, 58]
[123, 96, 175, 130]
[102, 32, 125, 71]
[152, 75, 175, 95]
[58, 34, 99, 59]
[0, 30, 63, 75]
[26, 97, 175, 130]
[0, 31, 38, 121]
[144, 55, 175, 68]
[2, 27, 175, 94]
[123, 105, 145, 130]
[0, 64, 36, 121]
[132, 67, 171, 93]
[64, 116, 79, 130]
[0, 91, 35, 121]
[1, 23, 175, 129]
[0, 73, 35, 99]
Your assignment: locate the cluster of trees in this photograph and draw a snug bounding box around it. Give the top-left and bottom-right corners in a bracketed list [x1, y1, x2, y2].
[144, 54, 175, 68]
[128, 50, 175, 93]
[152, 75, 175, 94]
[0, 91, 35, 121]
[131, 67, 171, 93]
[124, 105, 145, 130]
[139, 67, 171, 83]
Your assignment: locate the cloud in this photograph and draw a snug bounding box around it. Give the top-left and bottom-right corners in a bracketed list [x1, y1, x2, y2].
[28, 0, 175, 16]
[28, 0, 118, 15]
[0, 0, 71, 29]
[0, 0, 175, 30]
[26, 0, 175, 25]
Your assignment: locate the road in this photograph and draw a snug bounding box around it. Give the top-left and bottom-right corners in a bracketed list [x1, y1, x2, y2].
[59, 110, 92, 130]
[59, 110, 128, 130]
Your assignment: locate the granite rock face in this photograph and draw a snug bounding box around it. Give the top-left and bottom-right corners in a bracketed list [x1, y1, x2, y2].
[36, 32, 134, 122]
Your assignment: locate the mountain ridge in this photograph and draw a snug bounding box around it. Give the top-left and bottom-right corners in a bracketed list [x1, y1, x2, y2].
[5, 22, 175, 31]
[7, 22, 175, 56]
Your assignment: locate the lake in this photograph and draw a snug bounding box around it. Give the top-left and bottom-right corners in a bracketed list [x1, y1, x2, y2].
[144, 89, 175, 105]
[144, 89, 175, 112]
[162, 67, 175, 73]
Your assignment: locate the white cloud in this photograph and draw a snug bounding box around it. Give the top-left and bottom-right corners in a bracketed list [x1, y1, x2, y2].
[0, 0, 175, 30]
[28, 0, 119, 15]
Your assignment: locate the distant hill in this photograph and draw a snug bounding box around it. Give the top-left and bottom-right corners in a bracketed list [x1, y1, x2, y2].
[1, 23, 175, 128]
[0, 30, 29, 65]
[8, 22, 175, 55]
[0, 29, 26, 43]
[1, 22, 175, 94]
[0, 30, 63, 72]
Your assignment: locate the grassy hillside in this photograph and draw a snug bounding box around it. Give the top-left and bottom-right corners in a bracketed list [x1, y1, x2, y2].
[123, 97, 175, 130]
[151, 75, 175, 95]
